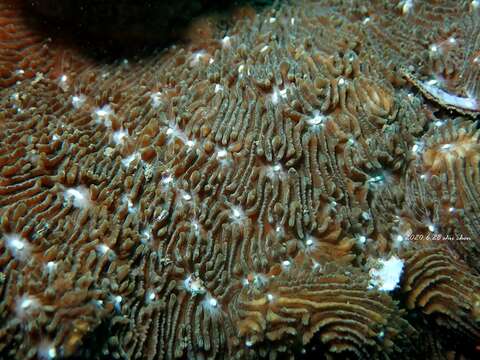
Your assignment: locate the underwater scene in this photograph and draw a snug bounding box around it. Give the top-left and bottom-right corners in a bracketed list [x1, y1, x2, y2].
[0, 0, 479, 359]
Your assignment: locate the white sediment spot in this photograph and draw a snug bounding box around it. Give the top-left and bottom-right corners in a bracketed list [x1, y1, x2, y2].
[190, 50, 207, 66]
[45, 261, 57, 273]
[122, 194, 137, 214]
[96, 244, 116, 261]
[150, 92, 163, 108]
[113, 129, 128, 145]
[5, 234, 31, 260]
[229, 204, 245, 224]
[306, 110, 326, 127]
[58, 74, 69, 91]
[281, 260, 291, 271]
[266, 163, 285, 179]
[202, 294, 221, 316]
[38, 342, 57, 360]
[411, 141, 424, 154]
[184, 274, 206, 295]
[64, 186, 91, 209]
[15, 294, 40, 319]
[121, 152, 140, 168]
[113, 295, 122, 312]
[356, 235, 367, 246]
[221, 36, 231, 48]
[145, 289, 156, 303]
[368, 256, 404, 291]
[400, 0, 414, 14]
[92, 104, 114, 127]
[440, 143, 454, 151]
[270, 86, 288, 104]
[71, 94, 86, 109]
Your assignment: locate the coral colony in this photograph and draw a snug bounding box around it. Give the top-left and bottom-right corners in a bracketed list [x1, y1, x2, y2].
[1, 0, 480, 359]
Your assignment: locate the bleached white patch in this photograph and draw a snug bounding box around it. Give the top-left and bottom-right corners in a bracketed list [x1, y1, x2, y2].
[367, 174, 385, 186]
[362, 17, 371, 24]
[400, 0, 414, 14]
[96, 244, 116, 261]
[270, 86, 288, 104]
[356, 235, 367, 245]
[121, 152, 140, 168]
[448, 37, 456, 45]
[214, 84, 224, 93]
[361, 212, 371, 221]
[269, 17, 276, 23]
[15, 69, 25, 76]
[38, 342, 57, 360]
[411, 141, 424, 154]
[113, 295, 122, 312]
[306, 110, 326, 127]
[165, 123, 190, 145]
[184, 274, 206, 295]
[369, 256, 404, 291]
[303, 236, 319, 254]
[440, 143, 454, 151]
[229, 205, 245, 225]
[93, 105, 114, 127]
[420, 81, 479, 111]
[190, 50, 207, 66]
[141, 227, 152, 243]
[202, 294, 221, 316]
[150, 92, 163, 108]
[113, 129, 128, 145]
[5, 234, 31, 260]
[45, 261, 57, 273]
[281, 260, 291, 270]
[221, 36, 231, 48]
[162, 173, 174, 186]
[429, 44, 439, 53]
[266, 163, 286, 179]
[290, 17, 295, 25]
[260, 45, 269, 53]
[32, 72, 44, 84]
[10, 92, 20, 102]
[392, 233, 408, 249]
[15, 294, 40, 319]
[64, 186, 91, 209]
[58, 74, 69, 91]
[338, 77, 346, 86]
[71, 94, 86, 109]
[145, 289, 156, 303]
[122, 194, 137, 214]
[266, 293, 275, 302]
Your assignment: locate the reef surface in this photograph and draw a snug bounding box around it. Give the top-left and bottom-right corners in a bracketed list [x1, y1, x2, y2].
[0, 0, 480, 359]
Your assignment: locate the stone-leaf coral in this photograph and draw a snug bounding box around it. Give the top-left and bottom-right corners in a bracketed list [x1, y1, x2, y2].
[1, 0, 480, 359]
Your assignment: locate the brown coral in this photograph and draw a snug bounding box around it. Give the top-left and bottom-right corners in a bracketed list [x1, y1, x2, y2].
[1, 0, 480, 359]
